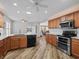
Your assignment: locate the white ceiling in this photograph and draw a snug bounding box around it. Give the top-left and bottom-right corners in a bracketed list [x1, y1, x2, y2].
[0, 0, 79, 23]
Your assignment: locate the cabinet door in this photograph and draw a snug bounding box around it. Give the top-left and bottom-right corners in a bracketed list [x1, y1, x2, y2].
[0, 40, 4, 57]
[3, 39, 8, 55]
[10, 36, 19, 49]
[51, 35, 57, 46]
[48, 20, 52, 28]
[45, 35, 49, 43]
[72, 39, 79, 58]
[6, 37, 11, 51]
[65, 13, 74, 20]
[74, 11, 79, 28]
[0, 14, 4, 28]
[55, 18, 61, 28]
[20, 36, 27, 48]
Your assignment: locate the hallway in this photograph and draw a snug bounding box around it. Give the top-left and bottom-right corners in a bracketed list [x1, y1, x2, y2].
[4, 37, 75, 59]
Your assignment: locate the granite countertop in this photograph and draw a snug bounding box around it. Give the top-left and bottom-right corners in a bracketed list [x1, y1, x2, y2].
[0, 34, 15, 40]
[71, 36, 79, 39]
[0, 34, 36, 40]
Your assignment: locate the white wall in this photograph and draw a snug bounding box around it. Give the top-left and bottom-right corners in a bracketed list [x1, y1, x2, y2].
[40, 21, 48, 26]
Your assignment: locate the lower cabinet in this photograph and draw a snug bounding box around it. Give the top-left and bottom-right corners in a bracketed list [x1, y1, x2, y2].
[46, 34, 57, 46]
[19, 36, 27, 48]
[0, 35, 36, 59]
[10, 36, 19, 49]
[0, 40, 4, 58]
[72, 39, 79, 58]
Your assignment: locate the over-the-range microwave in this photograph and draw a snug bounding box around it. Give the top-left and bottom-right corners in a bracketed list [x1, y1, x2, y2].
[60, 20, 75, 28]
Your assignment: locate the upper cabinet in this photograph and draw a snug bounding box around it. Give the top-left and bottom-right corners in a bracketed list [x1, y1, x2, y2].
[48, 20, 52, 28]
[48, 11, 79, 28]
[48, 18, 61, 28]
[74, 11, 79, 28]
[65, 13, 74, 20]
[0, 13, 4, 28]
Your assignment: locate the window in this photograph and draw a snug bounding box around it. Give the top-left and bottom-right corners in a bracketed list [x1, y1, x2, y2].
[5, 22, 11, 36]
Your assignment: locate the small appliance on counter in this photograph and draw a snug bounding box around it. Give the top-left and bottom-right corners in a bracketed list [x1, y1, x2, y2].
[60, 20, 75, 28]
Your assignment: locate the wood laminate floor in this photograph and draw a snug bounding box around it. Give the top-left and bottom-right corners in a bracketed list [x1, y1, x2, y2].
[4, 37, 75, 59]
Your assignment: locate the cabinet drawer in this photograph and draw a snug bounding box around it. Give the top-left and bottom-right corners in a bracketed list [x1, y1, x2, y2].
[72, 39, 79, 43]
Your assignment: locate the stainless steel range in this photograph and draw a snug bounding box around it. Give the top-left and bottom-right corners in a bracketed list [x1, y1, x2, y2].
[58, 36, 71, 55]
[57, 31, 77, 55]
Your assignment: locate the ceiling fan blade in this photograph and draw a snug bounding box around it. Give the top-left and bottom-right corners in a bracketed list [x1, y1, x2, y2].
[39, 4, 48, 8]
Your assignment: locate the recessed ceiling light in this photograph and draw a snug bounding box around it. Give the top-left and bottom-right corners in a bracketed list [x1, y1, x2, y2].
[45, 10, 48, 14]
[13, 3, 17, 7]
[17, 11, 20, 14]
[26, 11, 32, 14]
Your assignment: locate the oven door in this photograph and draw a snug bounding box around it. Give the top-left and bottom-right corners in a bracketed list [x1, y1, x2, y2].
[57, 36, 71, 55]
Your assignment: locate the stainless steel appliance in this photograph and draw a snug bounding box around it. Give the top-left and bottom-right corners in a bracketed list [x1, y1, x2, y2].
[27, 35, 36, 47]
[58, 36, 71, 55]
[57, 31, 77, 55]
[60, 20, 74, 28]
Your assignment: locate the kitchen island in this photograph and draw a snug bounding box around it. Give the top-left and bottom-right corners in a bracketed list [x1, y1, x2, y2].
[0, 34, 36, 59]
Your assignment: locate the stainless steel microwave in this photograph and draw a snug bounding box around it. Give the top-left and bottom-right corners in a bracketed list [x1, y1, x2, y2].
[60, 20, 74, 28]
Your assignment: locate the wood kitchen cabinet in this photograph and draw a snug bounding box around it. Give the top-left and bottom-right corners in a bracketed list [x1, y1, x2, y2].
[0, 14, 4, 28]
[10, 36, 19, 49]
[19, 36, 27, 48]
[0, 40, 4, 58]
[48, 18, 61, 28]
[51, 35, 57, 46]
[48, 20, 52, 28]
[55, 18, 61, 28]
[46, 34, 53, 44]
[0, 35, 28, 59]
[46, 34, 57, 46]
[65, 13, 74, 20]
[72, 39, 79, 58]
[4, 37, 11, 51]
[48, 11, 79, 28]
[74, 11, 79, 28]
[52, 20, 56, 28]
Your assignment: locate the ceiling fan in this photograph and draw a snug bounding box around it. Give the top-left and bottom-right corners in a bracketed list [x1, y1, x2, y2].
[29, 0, 48, 11]
[21, 19, 27, 22]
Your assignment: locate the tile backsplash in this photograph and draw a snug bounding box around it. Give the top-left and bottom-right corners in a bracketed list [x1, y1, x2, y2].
[49, 28, 63, 35]
[49, 28, 79, 37]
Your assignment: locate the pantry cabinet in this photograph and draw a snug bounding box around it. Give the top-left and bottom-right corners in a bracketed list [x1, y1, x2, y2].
[72, 38, 79, 58]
